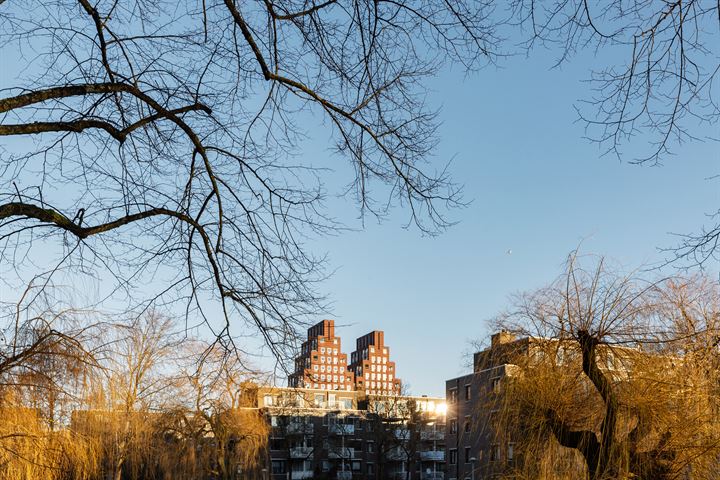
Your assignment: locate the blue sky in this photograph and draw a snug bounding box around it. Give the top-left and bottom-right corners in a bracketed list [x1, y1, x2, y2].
[1, 13, 717, 398]
[292, 51, 719, 396]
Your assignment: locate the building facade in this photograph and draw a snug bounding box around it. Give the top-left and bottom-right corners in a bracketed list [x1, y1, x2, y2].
[288, 320, 355, 391]
[349, 331, 402, 395]
[288, 320, 403, 396]
[444, 332, 526, 480]
[257, 386, 446, 480]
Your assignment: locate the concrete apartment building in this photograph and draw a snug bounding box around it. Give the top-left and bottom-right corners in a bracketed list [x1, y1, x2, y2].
[278, 320, 440, 478]
[444, 330, 642, 479]
[257, 386, 446, 480]
[445, 332, 524, 480]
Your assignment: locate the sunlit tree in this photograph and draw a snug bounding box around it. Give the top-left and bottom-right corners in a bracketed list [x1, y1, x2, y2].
[488, 253, 720, 479]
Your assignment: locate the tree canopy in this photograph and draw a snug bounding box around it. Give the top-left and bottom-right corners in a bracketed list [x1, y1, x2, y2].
[0, 0, 718, 359]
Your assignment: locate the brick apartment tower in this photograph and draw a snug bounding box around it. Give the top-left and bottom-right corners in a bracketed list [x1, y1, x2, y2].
[288, 319, 355, 391]
[349, 331, 402, 395]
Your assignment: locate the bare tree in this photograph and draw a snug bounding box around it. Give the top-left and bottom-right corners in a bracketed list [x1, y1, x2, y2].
[90, 312, 179, 480]
[510, 0, 719, 164]
[505, 0, 720, 264]
[489, 252, 720, 479]
[0, 0, 499, 360]
[365, 391, 423, 480]
[177, 342, 269, 480]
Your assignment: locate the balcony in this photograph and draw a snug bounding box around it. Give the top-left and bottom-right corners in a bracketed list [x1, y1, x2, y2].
[328, 447, 355, 459]
[325, 400, 354, 410]
[290, 447, 313, 459]
[420, 473, 445, 480]
[419, 450, 445, 461]
[286, 422, 314, 434]
[420, 431, 445, 441]
[336, 472, 353, 480]
[387, 472, 409, 480]
[394, 428, 410, 440]
[291, 472, 314, 479]
[329, 423, 355, 435]
[386, 448, 409, 461]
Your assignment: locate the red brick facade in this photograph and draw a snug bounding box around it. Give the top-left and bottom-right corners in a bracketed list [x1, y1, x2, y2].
[349, 330, 402, 395]
[289, 321, 402, 395]
[289, 320, 355, 391]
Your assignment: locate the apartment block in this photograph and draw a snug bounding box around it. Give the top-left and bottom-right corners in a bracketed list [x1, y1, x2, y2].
[257, 386, 447, 480]
[349, 330, 402, 395]
[444, 332, 529, 480]
[289, 320, 355, 391]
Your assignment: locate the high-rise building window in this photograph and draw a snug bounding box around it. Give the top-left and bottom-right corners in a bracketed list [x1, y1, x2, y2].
[508, 443, 515, 461]
[450, 418, 458, 434]
[464, 384, 471, 400]
[464, 416, 471, 433]
[449, 388, 458, 403]
[464, 447, 471, 463]
[449, 449, 457, 465]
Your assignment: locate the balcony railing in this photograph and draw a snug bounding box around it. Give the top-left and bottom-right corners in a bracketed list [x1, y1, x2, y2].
[329, 424, 355, 435]
[328, 447, 355, 459]
[286, 422, 314, 434]
[420, 472, 445, 480]
[420, 431, 445, 440]
[419, 450, 445, 461]
[394, 428, 410, 440]
[386, 448, 409, 461]
[290, 447, 313, 459]
[291, 471, 314, 479]
[387, 472, 409, 480]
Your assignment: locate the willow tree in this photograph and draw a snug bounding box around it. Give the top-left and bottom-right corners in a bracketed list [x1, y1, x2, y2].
[489, 254, 720, 480]
[175, 342, 269, 480]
